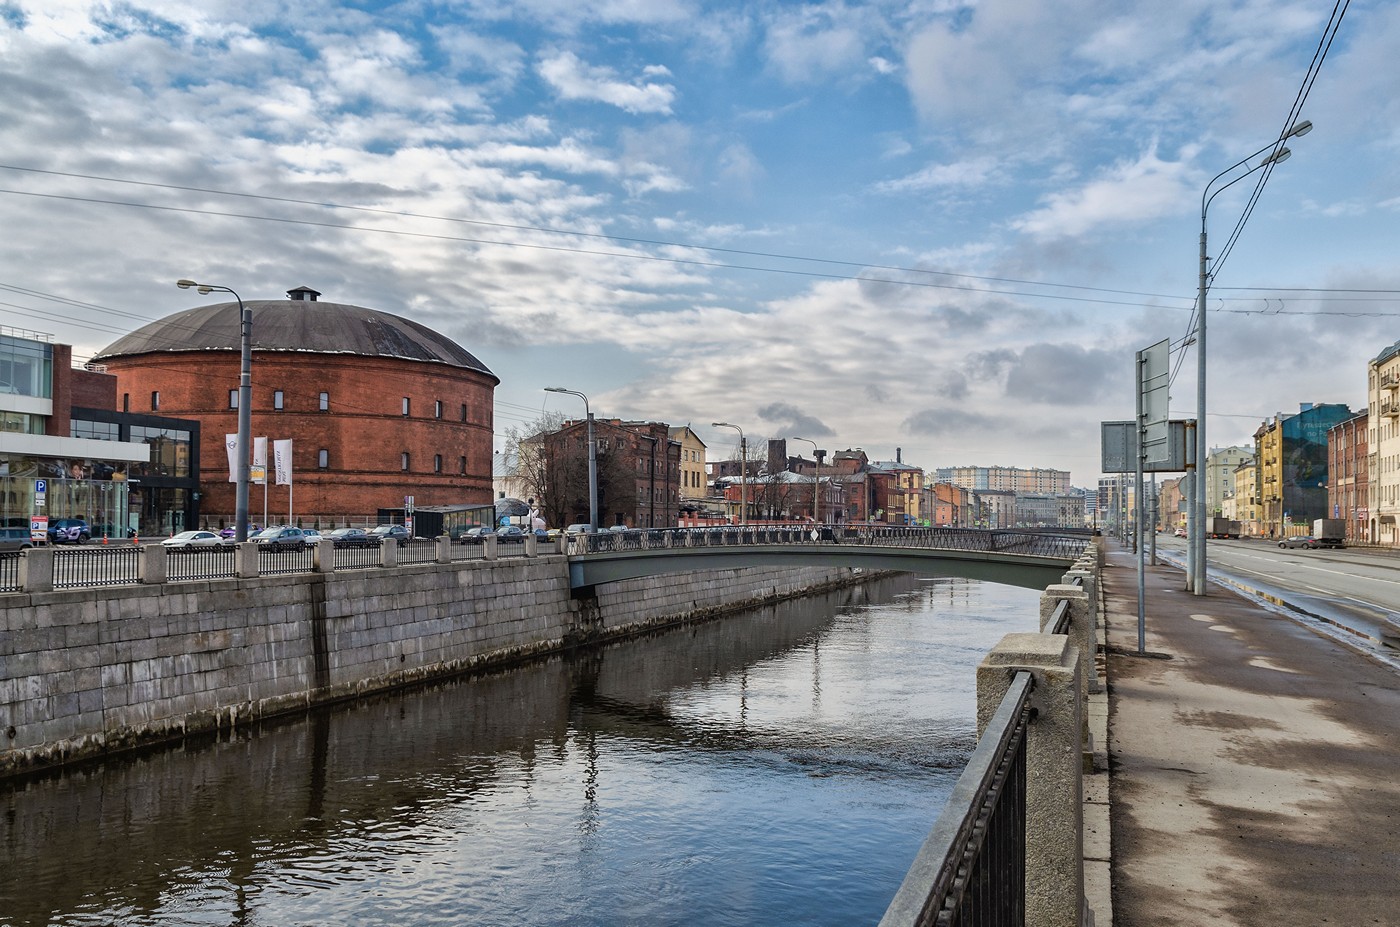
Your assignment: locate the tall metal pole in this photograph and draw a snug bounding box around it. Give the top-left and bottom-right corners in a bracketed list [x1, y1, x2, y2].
[792, 437, 819, 524]
[178, 280, 251, 542]
[1191, 120, 1310, 595]
[712, 422, 747, 525]
[545, 387, 597, 530]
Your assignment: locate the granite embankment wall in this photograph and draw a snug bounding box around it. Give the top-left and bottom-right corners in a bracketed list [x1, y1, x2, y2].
[1, 553, 860, 777]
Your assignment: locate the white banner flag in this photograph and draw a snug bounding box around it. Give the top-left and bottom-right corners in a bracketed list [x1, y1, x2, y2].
[253, 436, 269, 484]
[226, 433, 240, 483]
[274, 439, 293, 486]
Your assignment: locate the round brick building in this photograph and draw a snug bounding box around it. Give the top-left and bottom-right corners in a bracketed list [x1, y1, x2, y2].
[93, 286, 497, 528]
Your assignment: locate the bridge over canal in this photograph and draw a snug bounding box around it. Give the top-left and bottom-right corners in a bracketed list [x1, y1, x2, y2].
[566, 526, 1086, 592]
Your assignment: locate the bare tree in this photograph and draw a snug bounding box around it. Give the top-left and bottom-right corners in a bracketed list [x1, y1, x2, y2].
[503, 411, 566, 522]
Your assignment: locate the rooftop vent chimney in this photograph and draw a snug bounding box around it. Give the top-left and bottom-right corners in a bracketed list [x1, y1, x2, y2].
[287, 286, 321, 302]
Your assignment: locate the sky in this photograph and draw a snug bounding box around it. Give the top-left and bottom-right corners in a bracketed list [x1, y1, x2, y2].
[2, 0, 1397, 488]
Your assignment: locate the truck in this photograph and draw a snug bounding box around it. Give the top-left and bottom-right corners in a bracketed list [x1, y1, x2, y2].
[1208, 517, 1241, 539]
[1311, 518, 1345, 549]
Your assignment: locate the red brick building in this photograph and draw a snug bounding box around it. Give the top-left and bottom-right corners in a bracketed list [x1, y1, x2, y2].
[1327, 412, 1368, 543]
[91, 286, 497, 526]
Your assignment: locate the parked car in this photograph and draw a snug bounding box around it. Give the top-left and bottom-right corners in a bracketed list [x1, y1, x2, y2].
[369, 524, 411, 546]
[218, 524, 261, 539]
[251, 526, 309, 551]
[496, 525, 527, 541]
[301, 529, 322, 543]
[1174, 527, 1187, 538]
[563, 524, 595, 536]
[456, 525, 493, 544]
[0, 526, 36, 551]
[162, 530, 228, 552]
[325, 527, 377, 548]
[47, 518, 91, 545]
[1278, 536, 1315, 549]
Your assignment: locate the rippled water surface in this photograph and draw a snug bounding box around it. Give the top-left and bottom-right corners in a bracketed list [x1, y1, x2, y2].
[2, 576, 1038, 927]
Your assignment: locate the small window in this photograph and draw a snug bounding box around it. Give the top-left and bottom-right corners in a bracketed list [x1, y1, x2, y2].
[229, 390, 238, 409]
[460, 403, 468, 422]
[319, 391, 329, 412]
[458, 456, 466, 475]
[122, 393, 130, 412]
[401, 452, 410, 471]
[434, 454, 442, 473]
[434, 400, 443, 419]
[318, 449, 329, 469]
[402, 397, 411, 417]
[273, 390, 284, 410]
[150, 391, 160, 411]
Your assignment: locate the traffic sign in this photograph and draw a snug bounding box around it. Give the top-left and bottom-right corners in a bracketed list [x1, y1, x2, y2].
[35, 478, 47, 494]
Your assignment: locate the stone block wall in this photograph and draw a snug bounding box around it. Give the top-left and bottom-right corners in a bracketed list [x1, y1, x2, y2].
[1, 555, 859, 777]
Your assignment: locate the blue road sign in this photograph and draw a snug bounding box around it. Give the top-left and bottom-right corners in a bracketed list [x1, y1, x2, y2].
[35, 479, 47, 494]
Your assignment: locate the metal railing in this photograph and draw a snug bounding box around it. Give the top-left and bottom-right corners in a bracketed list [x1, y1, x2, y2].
[10, 526, 1084, 594]
[166, 546, 238, 581]
[879, 670, 1034, 927]
[578, 526, 1084, 560]
[0, 552, 19, 593]
[52, 546, 145, 588]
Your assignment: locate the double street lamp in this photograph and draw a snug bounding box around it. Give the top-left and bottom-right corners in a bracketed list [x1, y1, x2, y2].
[790, 436, 821, 524]
[1190, 119, 1312, 595]
[177, 279, 252, 543]
[712, 422, 747, 525]
[545, 387, 597, 530]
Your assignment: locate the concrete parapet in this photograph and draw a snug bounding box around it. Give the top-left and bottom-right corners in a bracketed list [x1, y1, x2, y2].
[977, 632, 1085, 927]
[483, 536, 498, 561]
[434, 536, 451, 563]
[379, 540, 399, 568]
[138, 545, 167, 585]
[1040, 584, 1095, 702]
[235, 543, 258, 579]
[19, 547, 54, 593]
[313, 539, 335, 573]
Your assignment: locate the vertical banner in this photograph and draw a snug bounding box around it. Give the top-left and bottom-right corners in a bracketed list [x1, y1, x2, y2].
[274, 439, 293, 486]
[225, 433, 240, 483]
[253, 436, 268, 484]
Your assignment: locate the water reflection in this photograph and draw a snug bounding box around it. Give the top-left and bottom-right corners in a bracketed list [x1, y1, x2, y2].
[1, 575, 1038, 927]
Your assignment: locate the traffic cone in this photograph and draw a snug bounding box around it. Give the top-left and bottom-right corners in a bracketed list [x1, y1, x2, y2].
[102, 533, 108, 545]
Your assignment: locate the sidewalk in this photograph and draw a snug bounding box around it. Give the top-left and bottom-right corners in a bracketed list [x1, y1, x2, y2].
[1099, 543, 1400, 926]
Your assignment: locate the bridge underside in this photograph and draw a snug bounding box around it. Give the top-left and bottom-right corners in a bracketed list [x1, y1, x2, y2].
[567, 545, 1075, 594]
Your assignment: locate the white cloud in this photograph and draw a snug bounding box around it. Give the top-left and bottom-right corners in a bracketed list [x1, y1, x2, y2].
[537, 50, 676, 114]
[1011, 147, 1193, 239]
[873, 156, 1001, 194]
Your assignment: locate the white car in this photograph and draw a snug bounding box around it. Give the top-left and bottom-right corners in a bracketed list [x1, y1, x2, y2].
[161, 530, 228, 551]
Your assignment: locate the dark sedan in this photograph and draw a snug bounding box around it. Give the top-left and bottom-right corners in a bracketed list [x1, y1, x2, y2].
[325, 527, 378, 548]
[369, 524, 411, 546]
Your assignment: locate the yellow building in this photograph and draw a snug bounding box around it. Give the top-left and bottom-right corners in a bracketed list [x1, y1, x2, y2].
[669, 426, 709, 504]
[1254, 416, 1285, 538]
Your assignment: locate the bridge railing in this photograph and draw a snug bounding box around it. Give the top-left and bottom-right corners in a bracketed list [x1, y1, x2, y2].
[576, 525, 1084, 560]
[4, 526, 1086, 595]
[880, 542, 1101, 927]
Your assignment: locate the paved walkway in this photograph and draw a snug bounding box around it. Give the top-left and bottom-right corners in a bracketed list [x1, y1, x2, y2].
[1100, 543, 1400, 926]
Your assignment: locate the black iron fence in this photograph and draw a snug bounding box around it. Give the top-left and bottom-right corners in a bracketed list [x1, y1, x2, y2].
[879, 670, 1034, 927]
[580, 525, 1084, 560]
[51, 546, 145, 589]
[9, 526, 1083, 594]
[0, 552, 19, 594]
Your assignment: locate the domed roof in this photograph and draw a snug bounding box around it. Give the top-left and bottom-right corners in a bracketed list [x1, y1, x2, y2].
[94, 289, 497, 381]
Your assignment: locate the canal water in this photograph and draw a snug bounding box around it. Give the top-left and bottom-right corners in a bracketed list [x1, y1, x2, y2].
[1, 575, 1040, 927]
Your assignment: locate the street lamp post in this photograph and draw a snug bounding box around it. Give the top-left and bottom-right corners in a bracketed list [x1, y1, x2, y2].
[177, 279, 252, 543]
[545, 387, 597, 530]
[791, 436, 820, 524]
[712, 422, 747, 525]
[1191, 119, 1310, 595]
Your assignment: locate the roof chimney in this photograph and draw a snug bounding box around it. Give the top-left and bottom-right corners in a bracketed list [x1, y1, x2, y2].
[287, 286, 321, 302]
[896, 447, 902, 463]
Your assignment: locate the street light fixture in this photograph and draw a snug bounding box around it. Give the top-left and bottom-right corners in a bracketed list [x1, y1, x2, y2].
[791, 436, 821, 525]
[545, 387, 597, 530]
[712, 422, 747, 525]
[177, 279, 252, 543]
[1190, 118, 1311, 596]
